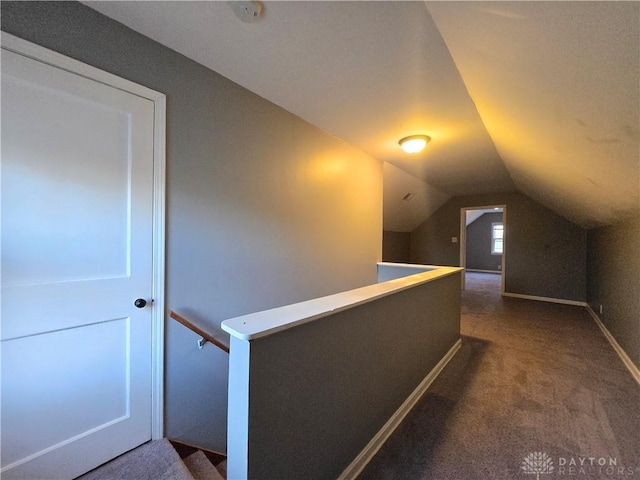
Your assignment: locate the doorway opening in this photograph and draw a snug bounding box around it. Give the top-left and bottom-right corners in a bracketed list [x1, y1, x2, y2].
[460, 205, 506, 293]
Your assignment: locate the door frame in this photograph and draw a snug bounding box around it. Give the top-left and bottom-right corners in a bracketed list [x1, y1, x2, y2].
[459, 204, 506, 294]
[2, 32, 167, 440]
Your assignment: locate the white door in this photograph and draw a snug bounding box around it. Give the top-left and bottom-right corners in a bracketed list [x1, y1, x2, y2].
[1, 41, 158, 480]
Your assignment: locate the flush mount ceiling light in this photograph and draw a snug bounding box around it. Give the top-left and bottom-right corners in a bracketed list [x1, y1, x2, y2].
[398, 135, 431, 154]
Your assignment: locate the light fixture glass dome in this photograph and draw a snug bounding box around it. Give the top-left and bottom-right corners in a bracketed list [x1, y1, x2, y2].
[399, 134, 431, 154]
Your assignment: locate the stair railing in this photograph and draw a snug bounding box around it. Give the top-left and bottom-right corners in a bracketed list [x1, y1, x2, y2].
[169, 310, 230, 353]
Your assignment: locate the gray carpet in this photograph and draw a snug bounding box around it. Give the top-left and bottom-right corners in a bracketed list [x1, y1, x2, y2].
[183, 451, 224, 480]
[359, 272, 640, 479]
[78, 439, 194, 480]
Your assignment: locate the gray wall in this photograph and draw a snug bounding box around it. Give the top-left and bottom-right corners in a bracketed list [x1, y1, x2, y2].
[466, 212, 503, 271]
[587, 215, 640, 367]
[377, 263, 436, 282]
[411, 193, 587, 302]
[382, 230, 411, 263]
[228, 272, 461, 479]
[2, 1, 383, 452]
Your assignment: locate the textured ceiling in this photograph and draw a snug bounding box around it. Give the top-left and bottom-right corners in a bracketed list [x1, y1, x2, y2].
[83, 1, 639, 230]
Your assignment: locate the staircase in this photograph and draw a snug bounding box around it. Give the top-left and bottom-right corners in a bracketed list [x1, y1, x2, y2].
[171, 439, 227, 480]
[77, 438, 226, 480]
[182, 450, 226, 480]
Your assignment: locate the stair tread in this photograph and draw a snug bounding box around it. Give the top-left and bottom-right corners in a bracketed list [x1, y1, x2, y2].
[215, 460, 227, 479]
[78, 439, 195, 480]
[184, 450, 225, 480]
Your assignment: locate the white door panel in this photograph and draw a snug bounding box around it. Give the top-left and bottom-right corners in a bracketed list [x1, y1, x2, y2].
[2, 279, 134, 340]
[1, 42, 157, 479]
[1, 49, 153, 289]
[1, 318, 149, 464]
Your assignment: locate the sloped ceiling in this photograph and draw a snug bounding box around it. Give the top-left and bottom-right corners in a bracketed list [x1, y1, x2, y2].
[466, 209, 501, 227]
[82, 1, 639, 230]
[427, 1, 639, 229]
[383, 162, 449, 232]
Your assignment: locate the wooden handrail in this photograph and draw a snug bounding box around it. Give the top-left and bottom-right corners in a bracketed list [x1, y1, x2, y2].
[169, 310, 230, 353]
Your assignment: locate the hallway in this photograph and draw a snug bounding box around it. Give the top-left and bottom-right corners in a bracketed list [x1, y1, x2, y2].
[359, 273, 640, 479]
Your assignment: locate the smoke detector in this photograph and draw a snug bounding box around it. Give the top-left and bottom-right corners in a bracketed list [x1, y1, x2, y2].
[230, 1, 263, 23]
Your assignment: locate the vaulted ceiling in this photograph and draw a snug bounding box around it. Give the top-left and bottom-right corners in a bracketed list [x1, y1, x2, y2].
[83, 1, 639, 231]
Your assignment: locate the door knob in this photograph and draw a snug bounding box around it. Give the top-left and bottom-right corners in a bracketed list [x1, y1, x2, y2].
[134, 298, 147, 308]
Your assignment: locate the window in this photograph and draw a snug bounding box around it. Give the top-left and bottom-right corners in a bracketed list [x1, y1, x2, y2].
[491, 222, 503, 254]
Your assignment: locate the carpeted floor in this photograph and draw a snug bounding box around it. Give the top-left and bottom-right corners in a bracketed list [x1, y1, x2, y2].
[78, 439, 194, 480]
[359, 272, 640, 479]
[76, 439, 227, 480]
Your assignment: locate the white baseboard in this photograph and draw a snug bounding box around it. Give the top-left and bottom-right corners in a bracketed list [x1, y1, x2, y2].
[585, 305, 640, 385]
[502, 292, 587, 307]
[337, 339, 462, 480]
